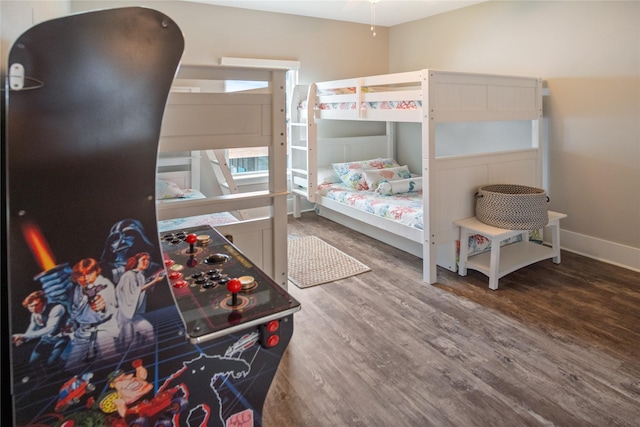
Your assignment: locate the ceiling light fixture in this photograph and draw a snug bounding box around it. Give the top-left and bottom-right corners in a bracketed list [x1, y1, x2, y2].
[369, 0, 379, 37]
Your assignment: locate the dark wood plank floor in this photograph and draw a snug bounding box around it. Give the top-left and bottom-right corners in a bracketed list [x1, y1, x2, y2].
[262, 212, 640, 427]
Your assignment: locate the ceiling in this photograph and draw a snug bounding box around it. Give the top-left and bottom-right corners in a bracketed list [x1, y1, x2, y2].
[186, 0, 486, 27]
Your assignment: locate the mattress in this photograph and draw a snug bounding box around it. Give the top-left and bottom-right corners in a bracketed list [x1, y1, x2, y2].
[157, 188, 206, 201]
[157, 211, 239, 232]
[318, 100, 421, 111]
[316, 182, 536, 257]
[298, 98, 421, 115]
[317, 182, 423, 230]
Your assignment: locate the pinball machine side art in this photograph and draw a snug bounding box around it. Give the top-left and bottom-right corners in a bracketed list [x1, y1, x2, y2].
[5, 7, 184, 426]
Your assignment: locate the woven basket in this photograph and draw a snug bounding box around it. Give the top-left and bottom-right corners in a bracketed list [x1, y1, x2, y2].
[475, 184, 549, 230]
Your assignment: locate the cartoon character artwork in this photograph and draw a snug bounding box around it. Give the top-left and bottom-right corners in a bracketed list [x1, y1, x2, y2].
[100, 219, 165, 285]
[97, 359, 187, 427]
[12, 290, 71, 371]
[115, 252, 165, 352]
[50, 359, 187, 427]
[112, 387, 187, 427]
[11, 215, 174, 377]
[65, 258, 121, 370]
[54, 372, 95, 413]
[44, 331, 261, 427]
[101, 359, 155, 418]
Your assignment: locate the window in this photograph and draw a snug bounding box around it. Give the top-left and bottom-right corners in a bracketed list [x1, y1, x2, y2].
[228, 146, 269, 174]
[224, 80, 269, 93]
[217, 58, 299, 180]
[223, 67, 299, 177]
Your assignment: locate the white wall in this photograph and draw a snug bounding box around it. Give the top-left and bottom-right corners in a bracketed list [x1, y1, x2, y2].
[390, 0, 640, 271]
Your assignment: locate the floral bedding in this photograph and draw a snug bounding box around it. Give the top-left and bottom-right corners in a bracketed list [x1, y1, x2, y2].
[318, 100, 421, 111]
[317, 182, 542, 257]
[317, 182, 423, 230]
[298, 86, 422, 113]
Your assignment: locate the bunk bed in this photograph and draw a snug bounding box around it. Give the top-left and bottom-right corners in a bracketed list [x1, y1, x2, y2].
[156, 157, 241, 229]
[156, 64, 289, 287]
[290, 70, 543, 285]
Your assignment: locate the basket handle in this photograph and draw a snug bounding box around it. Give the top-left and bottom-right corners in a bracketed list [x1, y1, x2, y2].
[475, 193, 550, 202]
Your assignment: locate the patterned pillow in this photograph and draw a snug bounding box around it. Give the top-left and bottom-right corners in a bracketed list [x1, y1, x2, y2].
[332, 158, 400, 190]
[363, 166, 412, 189]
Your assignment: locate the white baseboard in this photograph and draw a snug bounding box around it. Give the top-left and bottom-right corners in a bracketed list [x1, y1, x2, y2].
[560, 229, 640, 273]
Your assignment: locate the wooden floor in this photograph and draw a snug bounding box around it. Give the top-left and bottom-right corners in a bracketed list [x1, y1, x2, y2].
[262, 212, 640, 427]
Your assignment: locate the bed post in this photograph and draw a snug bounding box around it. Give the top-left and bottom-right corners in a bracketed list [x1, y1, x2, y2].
[386, 122, 396, 158]
[422, 70, 438, 284]
[534, 78, 545, 190]
[270, 69, 289, 289]
[306, 84, 318, 203]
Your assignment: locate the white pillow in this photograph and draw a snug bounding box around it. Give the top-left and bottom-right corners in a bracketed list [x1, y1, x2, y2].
[317, 167, 341, 184]
[375, 177, 422, 196]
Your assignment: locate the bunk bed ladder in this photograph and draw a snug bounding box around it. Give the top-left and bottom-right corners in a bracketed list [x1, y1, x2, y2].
[290, 84, 313, 218]
[206, 149, 250, 220]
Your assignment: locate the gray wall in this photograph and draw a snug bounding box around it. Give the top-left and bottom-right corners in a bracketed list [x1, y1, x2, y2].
[2, 0, 638, 271]
[70, 0, 390, 85]
[1, 1, 70, 67]
[390, 0, 639, 270]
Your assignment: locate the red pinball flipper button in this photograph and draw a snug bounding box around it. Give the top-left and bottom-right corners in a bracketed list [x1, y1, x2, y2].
[266, 320, 279, 333]
[172, 279, 188, 289]
[168, 271, 183, 280]
[266, 335, 280, 347]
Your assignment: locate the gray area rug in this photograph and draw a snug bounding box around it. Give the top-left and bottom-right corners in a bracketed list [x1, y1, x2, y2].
[288, 236, 371, 288]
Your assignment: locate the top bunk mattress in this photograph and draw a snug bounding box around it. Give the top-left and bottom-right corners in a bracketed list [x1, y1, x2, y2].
[305, 69, 542, 123]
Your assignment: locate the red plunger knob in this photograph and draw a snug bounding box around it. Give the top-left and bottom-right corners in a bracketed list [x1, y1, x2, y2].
[227, 278, 242, 307]
[186, 233, 197, 253]
[227, 278, 242, 294]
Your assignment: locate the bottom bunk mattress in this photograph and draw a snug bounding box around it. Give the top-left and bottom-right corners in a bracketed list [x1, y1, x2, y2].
[315, 182, 538, 261]
[157, 211, 239, 233]
[317, 182, 423, 230]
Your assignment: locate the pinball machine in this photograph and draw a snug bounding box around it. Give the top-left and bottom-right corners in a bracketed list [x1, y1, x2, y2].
[4, 7, 300, 427]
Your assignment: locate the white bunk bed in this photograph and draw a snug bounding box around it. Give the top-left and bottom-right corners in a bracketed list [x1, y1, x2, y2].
[156, 155, 241, 229]
[156, 64, 289, 287]
[290, 70, 543, 285]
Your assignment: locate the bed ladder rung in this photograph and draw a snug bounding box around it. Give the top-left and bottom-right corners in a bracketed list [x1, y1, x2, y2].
[206, 149, 249, 220]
